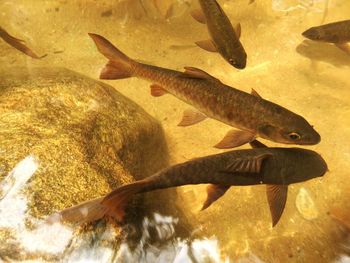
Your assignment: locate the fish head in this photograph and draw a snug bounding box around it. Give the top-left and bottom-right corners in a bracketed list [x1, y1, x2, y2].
[228, 56, 246, 69]
[221, 45, 247, 69]
[278, 148, 328, 184]
[257, 117, 321, 145]
[302, 27, 323, 41]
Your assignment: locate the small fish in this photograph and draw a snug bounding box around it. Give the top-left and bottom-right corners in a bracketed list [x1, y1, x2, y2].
[0, 26, 46, 59]
[50, 141, 327, 227]
[89, 33, 320, 149]
[190, 0, 247, 69]
[302, 20, 350, 55]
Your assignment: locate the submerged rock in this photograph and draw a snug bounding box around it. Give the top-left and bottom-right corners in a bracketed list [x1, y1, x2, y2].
[0, 67, 173, 260]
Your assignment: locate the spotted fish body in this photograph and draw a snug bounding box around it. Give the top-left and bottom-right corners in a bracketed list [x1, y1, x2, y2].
[89, 33, 320, 148]
[134, 63, 304, 133]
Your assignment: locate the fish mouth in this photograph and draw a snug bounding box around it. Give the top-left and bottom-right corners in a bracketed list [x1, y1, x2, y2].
[228, 58, 246, 69]
[302, 28, 320, 40]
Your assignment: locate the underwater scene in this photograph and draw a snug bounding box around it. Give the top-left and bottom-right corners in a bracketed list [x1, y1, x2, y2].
[0, 0, 350, 262]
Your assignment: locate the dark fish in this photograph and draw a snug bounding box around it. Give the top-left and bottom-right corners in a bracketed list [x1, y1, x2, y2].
[191, 0, 247, 69]
[49, 141, 327, 227]
[0, 26, 46, 59]
[89, 33, 320, 149]
[302, 20, 350, 55]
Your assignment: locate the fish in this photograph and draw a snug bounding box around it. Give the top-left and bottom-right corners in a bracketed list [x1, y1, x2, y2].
[302, 20, 350, 55]
[48, 141, 328, 227]
[190, 0, 247, 69]
[0, 26, 46, 59]
[88, 33, 320, 149]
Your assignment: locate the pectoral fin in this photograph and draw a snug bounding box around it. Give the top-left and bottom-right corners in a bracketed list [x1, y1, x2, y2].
[201, 184, 230, 210]
[195, 39, 217, 52]
[235, 23, 242, 38]
[224, 153, 272, 174]
[190, 9, 206, 24]
[178, 108, 207, 126]
[214, 129, 256, 149]
[266, 184, 288, 227]
[150, 84, 168, 97]
[335, 42, 350, 55]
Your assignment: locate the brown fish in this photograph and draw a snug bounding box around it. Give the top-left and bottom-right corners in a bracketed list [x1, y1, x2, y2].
[0, 26, 46, 59]
[49, 141, 327, 227]
[302, 20, 350, 55]
[191, 0, 247, 69]
[89, 33, 320, 149]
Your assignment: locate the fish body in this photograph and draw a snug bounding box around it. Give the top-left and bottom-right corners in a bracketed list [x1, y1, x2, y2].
[0, 26, 45, 59]
[302, 20, 350, 54]
[192, 0, 247, 69]
[89, 33, 320, 148]
[51, 142, 327, 227]
[303, 20, 350, 43]
[122, 147, 327, 189]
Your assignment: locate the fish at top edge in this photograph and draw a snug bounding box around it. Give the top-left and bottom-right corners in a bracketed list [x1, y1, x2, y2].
[0, 26, 46, 59]
[49, 140, 328, 227]
[191, 0, 247, 69]
[302, 20, 350, 55]
[88, 33, 321, 149]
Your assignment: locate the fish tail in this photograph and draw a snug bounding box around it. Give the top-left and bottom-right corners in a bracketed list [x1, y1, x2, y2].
[46, 197, 107, 224]
[89, 33, 135, 80]
[102, 180, 150, 221]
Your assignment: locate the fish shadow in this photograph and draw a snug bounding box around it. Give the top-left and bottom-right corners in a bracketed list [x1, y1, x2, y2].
[296, 40, 350, 67]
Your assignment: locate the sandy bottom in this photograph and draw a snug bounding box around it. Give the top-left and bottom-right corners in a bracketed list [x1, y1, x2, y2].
[1, 0, 350, 262]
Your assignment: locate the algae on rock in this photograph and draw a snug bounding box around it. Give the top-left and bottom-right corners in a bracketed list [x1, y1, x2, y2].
[0, 67, 169, 218]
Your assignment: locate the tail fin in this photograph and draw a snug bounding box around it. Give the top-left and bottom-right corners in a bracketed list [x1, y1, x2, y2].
[102, 180, 149, 221]
[46, 197, 107, 225]
[88, 33, 134, 80]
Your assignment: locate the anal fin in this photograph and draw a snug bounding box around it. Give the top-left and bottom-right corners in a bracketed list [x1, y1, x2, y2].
[150, 84, 168, 97]
[266, 184, 288, 227]
[214, 129, 256, 149]
[201, 184, 230, 211]
[195, 39, 217, 53]
[178, 108, 207, 126]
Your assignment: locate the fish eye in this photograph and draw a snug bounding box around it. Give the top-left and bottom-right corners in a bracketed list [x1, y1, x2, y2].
[288, 132, 301, 140]
[229, 59, 236, 65]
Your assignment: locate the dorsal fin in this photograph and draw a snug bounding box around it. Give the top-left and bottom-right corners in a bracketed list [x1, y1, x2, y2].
[251, 88, 262, 98]
[182, 67, 221, 83]
[223, 153, 272, 174]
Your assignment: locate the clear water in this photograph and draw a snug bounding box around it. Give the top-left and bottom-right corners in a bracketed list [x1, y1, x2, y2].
[0, 0, 349, 262]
